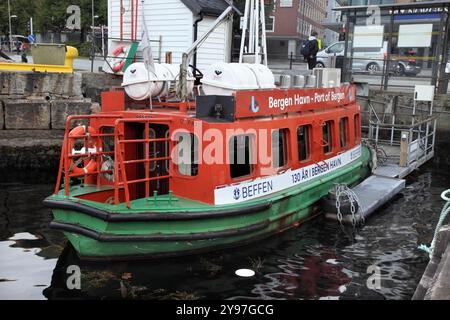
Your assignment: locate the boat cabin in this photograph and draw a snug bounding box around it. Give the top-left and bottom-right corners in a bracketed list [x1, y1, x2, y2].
[55, 85, 361, 207]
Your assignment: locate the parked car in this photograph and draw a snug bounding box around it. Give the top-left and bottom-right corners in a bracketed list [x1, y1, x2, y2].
[390, 49, 421, 76]
[315, 41, 421, 76]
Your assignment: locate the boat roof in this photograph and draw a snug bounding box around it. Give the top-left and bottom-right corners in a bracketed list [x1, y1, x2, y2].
[181, 0, 243, 17]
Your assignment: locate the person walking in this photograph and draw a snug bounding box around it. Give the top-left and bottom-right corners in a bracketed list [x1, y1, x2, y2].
[301, 31, 319, 70]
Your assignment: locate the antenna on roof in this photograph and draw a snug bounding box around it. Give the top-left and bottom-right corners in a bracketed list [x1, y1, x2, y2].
[239, 0, 268, 65]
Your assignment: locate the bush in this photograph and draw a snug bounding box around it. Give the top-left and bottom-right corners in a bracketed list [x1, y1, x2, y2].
[64, 41, 93, 57]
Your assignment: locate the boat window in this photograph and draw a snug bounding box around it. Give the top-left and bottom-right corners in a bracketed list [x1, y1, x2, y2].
[229, 135, 254, 179]
[354, 114, 360, 142]
[272, 129, 288, 168]
[322, 121, 333, 154]
[297, 125, 311, 161]
[175, 133, 199, 176]
[339, 117, 348, 148]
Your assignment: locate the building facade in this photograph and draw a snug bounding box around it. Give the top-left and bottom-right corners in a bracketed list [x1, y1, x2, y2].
[323, 0, 341, 47]
[266, 0, 328, 59]
[107, 0, 239, 72]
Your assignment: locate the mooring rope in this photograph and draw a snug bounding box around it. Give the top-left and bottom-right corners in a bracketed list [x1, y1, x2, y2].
[418, 189, 450, 258]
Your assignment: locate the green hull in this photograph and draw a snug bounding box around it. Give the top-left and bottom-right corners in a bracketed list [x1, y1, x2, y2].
[45, 147, 371, 260]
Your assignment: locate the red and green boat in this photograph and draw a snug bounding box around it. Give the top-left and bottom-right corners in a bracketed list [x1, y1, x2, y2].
[44, 69, 371, 260]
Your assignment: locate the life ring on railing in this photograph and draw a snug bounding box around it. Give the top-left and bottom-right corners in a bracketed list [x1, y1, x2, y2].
[68, 125, 98, 176]
[111, 45, 127, 73]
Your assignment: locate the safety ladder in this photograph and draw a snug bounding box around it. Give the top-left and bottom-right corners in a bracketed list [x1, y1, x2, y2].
[113, 118, 172, 208]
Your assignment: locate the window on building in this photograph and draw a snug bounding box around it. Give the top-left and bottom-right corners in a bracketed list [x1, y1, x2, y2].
[229, 135, 254, 179]
[322, 121, 333, 154]
[339, 117, 348, 148]
[272, 129, 289, 168]
[280, 0, 293, 7]
[266, 16, 275, 32]
[354, 114, 360, 142]
[297, 125, 311, 161]
[175, 133, 198, 176]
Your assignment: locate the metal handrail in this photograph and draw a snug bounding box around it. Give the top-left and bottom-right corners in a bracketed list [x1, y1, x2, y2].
[113, 117, 172, 208]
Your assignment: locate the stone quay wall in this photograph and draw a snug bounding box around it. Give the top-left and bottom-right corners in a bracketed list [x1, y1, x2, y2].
[0, 71, 121, 170]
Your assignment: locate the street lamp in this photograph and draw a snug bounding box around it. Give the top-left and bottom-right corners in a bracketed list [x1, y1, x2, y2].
[91, 0, 96, 72]
[8, 0, 13, 52]
[10, 15, 18, 52]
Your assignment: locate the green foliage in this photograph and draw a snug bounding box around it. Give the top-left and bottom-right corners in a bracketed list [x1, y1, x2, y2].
[0, 0, 107, 35]
[64, 40, 92, 57]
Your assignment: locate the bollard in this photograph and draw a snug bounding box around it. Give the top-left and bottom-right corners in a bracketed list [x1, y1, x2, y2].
[280, 75, 291, 89]
[293, 75, 305, 88]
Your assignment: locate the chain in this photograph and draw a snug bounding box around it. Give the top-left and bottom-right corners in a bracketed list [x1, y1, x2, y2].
[335, 185, 343, 223]
[334, 184, 365, 227]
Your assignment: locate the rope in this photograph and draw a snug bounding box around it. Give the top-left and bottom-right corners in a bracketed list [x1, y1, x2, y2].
[418, 189, 450, 258]
[335, 184, 365, 227]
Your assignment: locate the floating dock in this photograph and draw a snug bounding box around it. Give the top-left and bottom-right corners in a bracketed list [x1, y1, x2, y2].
[326, 85, 437, 224]
[326, 175, 405, 223]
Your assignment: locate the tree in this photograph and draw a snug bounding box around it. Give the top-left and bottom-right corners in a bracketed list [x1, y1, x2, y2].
[0, 0, 38, 35]
[0, 0, 107, 38]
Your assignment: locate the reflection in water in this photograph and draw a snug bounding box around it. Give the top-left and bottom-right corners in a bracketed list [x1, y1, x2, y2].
[0, 142, 449, 300]
[0, 232, 60, 300]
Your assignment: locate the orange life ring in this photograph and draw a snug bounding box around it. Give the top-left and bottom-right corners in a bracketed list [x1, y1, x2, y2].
[113, 45, 125, 56]
[111, 45, 127, 73]
[68, 125, 98, 176]
[112, 59, 126, 73]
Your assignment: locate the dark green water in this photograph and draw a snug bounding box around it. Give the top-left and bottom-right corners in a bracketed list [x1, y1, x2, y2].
[0, 143, 448, 300]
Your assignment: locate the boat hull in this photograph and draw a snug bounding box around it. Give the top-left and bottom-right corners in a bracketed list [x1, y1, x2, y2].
[45, 146, 371, 261]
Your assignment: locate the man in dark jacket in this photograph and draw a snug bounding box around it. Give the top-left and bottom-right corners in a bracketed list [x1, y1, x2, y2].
[302, 31, 319, 70]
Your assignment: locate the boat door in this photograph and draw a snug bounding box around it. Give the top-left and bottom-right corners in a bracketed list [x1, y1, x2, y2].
[122, 122, 170, 200]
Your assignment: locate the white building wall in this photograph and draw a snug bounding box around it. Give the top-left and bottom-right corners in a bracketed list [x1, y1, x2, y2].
[196, 16, 231, 72]
[108, 0, 193, 65]
[108, 0, 232, 71]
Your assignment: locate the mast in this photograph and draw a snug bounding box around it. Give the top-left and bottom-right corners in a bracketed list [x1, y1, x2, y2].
[239, 0, 268, 65]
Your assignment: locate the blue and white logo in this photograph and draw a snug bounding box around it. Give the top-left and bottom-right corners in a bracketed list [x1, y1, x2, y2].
[233, 188, 241, 200]
[249, 96, 259, 113]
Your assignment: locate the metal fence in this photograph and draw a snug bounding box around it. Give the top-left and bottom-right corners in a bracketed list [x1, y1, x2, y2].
[335, 1, 450, 93]
[362, 97, 437, 169]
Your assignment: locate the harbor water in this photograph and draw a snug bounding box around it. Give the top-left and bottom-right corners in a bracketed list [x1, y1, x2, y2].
[0, 142, 449, 300]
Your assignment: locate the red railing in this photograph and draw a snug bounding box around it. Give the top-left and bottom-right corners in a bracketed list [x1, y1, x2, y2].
[113, 118, 172, 208]
[55, 115, 173, 209]
[55, 114, 122, 197]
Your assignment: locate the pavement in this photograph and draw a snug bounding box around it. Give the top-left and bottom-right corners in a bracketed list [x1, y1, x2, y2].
[2, 53, 449, 92]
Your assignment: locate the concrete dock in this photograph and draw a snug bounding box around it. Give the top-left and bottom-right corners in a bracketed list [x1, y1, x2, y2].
[413, 224, 450, 300]
[0, 71, 122, 169]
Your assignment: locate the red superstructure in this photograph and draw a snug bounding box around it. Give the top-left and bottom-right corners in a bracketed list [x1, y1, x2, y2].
[55, 85, 361, 208]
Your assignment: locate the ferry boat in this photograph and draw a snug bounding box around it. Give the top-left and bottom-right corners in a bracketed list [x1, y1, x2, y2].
[43, 62, 371, 260]
[43, 2, 370, 260]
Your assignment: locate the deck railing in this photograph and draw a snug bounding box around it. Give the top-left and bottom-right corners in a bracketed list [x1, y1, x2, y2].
[361, 97, 438, 169]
